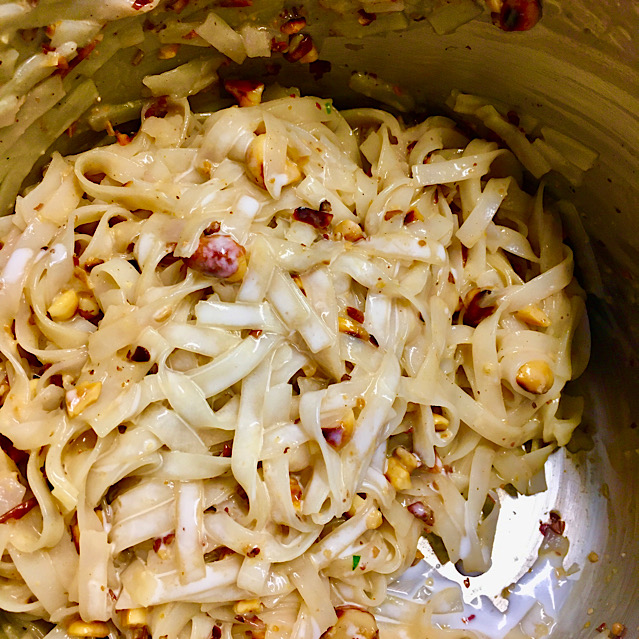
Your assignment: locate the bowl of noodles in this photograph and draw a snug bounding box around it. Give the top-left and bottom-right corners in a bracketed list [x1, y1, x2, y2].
[0, 1, 637, 638]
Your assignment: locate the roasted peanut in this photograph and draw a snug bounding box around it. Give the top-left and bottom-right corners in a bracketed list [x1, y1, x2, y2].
[320, 606, 379, 639]
[407, 501, 435, 527]
[393, 446, 421, 472]
[516, 360, 554, 394]
[280, 16, 307, 34]
[290, 475, 303, 510]
[433, 413, 449, 432]
[67, 621, 109, 638]
[284, 33, 318, 64]
[334, 220, 364, 242]
[122, 609, 147, 628]
[48, 290, 79, 321]
[384, 457, 412, 491]
[65, 382, 102, 418]
[515, 304, 551, 328]
[157, 44, 180, 59]
[322, 408, 355, 450]
[224, 79, 265, 108]
[385, 446, 422, 491]
[338, 316, 369, 341]
[186, 234, 247, 281]
[233, 599, 263, 615]
[245, 134, 301, 190]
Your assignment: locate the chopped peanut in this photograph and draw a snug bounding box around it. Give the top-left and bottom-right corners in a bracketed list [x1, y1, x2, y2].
[224, 79, 265, 108]
[281, 17, 306, 34]
[334, 219, 364, 242]
[233, 599, 263, 615]
[611, 623, 625, 637]
[65, 382, 102, 418]
[322, 408, 355, 450]
[321, 607, 379, 639]
[290, 476, 303, 511]
[338, 316, 369, 341]
[393, 446, 421, 472]
[384, 457, 412, 491]
[347, 494, 365, 518]
[284, 33, 318, 64]
[122, 609, 147, 628]
[433, 413, 449, 432]
[157, 44, 180, 59]
[515, 304, 551, 328]
[366, 508, 383, 530]
[245, 134, 301, 190]
[48, 290, 79, 321]
[67, 620, 109, 637]
[516, 360, 554, 394]
[77, 293, 101, 320]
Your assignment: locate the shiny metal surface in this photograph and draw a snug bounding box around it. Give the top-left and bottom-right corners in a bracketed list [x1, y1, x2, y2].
[7, 1, 639, 635]
[299, 3, 639, 634]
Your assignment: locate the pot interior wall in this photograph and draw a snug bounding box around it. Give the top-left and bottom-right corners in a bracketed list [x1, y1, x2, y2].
[284, 5, 639, 635]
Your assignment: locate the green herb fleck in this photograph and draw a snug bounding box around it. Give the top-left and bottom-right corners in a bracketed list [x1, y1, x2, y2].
[352, 554, 361, 570]
[325, 102, 332, 114]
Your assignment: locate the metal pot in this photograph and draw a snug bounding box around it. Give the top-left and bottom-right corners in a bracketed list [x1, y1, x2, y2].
[6, 0, 639, 635]
[273, 3, 639, 633]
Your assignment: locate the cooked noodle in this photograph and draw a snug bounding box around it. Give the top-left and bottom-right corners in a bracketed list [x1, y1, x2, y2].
[0, 91, 586, 639]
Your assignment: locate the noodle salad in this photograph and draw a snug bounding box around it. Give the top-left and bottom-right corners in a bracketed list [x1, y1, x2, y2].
[0, 90, 587, 639]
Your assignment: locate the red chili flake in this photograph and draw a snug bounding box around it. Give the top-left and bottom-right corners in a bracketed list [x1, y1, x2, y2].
[108, 589, 117, 602]
[293, 207, 333, 229]
[309, 59, 331, 80]
[249, 329, 263, 338]
[145, 96, 169, 119]
[222, 443, 232, 457]
[246, 546, 260, 558]
[0, 497, 38, 524]
[346, 307, 365, 324]
[115, 131, 132, 146]
[369, 334, 379, 347]
[463, 577, 471, 588]
[407, 140, 417, 153]
[132, 0, 154, 9]
[182, 29, 199, 40]
[357, 9, 377, 25]
[596, 623, 607, 633]
[468, 615, 476, 621]
[340, 373, 352, 382]
[495, 0, 542, 31]
[163, 532, 175, 545]
[41, 42, 55, 53]
[219, 0, 252, 5]
[56, 35, 103, 78]
[211, 627, 222, 639]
